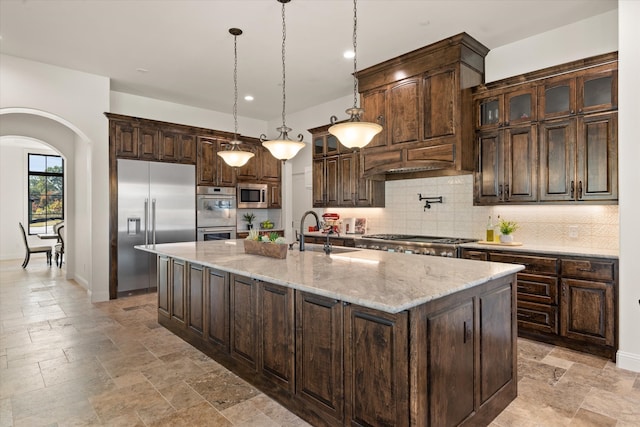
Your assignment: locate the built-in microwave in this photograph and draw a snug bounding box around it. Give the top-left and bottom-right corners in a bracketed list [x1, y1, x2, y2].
[237, 183, 268, 209]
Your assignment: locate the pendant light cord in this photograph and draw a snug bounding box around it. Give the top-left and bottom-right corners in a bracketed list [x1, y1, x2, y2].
[352, 0, 359, 109]
[281, 0, 287, 129]
[233, 33, 239, 138]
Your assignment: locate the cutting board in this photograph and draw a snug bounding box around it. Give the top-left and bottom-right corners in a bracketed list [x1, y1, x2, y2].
[477, 240, 523, 246]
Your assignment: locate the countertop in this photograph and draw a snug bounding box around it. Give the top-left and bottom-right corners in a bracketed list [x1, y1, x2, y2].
[460, 242, 619, 259]
[136, 240, 523, 314]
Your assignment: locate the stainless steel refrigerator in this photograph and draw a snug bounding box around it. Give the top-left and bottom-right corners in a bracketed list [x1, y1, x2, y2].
[117, 159, 195, 295]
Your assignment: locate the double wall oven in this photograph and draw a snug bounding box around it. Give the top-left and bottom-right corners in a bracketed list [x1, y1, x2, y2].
[196, 186, 236, 241]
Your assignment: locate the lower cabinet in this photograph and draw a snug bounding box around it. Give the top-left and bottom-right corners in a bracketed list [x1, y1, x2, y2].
[230, 274, 258, 369]
[344, 305, 409, 427]
[295, 293, 344, 421]
[157, 259, 517, 426]
[461, 248, 618, 360]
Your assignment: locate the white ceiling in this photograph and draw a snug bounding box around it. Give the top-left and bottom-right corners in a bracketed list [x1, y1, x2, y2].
[0, 0, 618, 122]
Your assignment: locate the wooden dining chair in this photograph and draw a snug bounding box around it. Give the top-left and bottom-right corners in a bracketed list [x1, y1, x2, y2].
[55, 225, 65, 268]
[19, 222, 52, 268]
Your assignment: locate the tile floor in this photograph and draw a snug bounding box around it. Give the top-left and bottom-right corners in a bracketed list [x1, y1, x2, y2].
[1, 260, 639, 426]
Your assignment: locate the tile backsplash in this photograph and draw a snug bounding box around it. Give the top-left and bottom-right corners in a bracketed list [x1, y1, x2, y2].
[330, 174, 619, 250]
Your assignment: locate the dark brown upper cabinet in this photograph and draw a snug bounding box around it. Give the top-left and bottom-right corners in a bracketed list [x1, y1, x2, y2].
[473, 52, 618, 205]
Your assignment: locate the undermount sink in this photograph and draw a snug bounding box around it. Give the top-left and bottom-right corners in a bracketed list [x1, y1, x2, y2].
[296, 244, 359, 255]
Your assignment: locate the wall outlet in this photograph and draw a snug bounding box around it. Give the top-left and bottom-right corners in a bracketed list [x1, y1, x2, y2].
[568, 225, 579, 239]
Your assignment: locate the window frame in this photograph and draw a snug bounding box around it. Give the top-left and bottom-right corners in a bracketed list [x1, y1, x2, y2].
[27, 153, 65, 235]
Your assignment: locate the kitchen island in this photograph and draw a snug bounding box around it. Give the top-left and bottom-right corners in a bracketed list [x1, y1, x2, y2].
[137, 240, 523, 426]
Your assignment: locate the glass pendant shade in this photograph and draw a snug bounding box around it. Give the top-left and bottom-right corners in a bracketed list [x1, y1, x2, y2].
[262, 126, 305, 161]
[217, 140, 254, 167]
[329, 109, 382, 149]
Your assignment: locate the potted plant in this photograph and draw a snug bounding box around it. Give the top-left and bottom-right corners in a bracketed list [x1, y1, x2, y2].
[498, 218, 519, 243]
[242, 212, 256, 230]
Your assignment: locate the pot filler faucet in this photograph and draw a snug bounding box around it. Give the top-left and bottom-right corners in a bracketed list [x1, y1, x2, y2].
[299, 210, 321, 251]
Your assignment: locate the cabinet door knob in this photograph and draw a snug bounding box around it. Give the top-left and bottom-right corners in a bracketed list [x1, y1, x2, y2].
[498, 184, 503, 201]
[505, 184, 510, 201]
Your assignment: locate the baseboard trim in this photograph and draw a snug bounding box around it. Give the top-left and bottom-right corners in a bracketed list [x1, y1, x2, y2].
[616, 350, 640, 373]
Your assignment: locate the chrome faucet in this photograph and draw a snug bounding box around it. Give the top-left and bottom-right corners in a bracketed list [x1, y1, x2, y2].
[299, 210, 321, 251]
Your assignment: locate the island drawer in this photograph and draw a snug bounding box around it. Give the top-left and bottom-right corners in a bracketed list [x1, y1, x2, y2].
[517, 301, 558, 334]
[489, 253, 558, 275]
[561, 259, 615, 281]
[516, 273, 558, 305]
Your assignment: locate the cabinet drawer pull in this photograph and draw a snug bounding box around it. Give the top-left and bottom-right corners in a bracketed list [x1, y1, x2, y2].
[505, 184, 510, 201]
[578, 181, 583, 200]
[577, 267, 595, 273]
[498, 184, 503, 201]
[464, 320, 472, 343]
[570, 181, 575, 198]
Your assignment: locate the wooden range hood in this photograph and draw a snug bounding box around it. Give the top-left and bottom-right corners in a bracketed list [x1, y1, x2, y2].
[355, 32, 489, 180]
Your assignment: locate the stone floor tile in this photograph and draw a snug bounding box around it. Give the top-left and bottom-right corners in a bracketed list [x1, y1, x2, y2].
[568, 408, 616, 426]
[0, 397, 12, 427]
[142, 358, 206, 389]
[148, 401, 232, 427]
[40, 356, 107, 387]
[548, 346, 609, 369]
[157, 381, 206, 410]
[581, 387, 640, 424]
[89, 380, 169, 423]
[186, 370, 260, 411]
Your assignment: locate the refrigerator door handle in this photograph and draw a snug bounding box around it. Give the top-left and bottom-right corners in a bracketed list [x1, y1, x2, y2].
[144, 198, 149, 245]
[152, 198, 157, 245]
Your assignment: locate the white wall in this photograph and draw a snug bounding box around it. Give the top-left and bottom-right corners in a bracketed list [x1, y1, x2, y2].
[0, 54, 110, 301]
[110, 91, 268, 139]
[617, 0, 640, 372]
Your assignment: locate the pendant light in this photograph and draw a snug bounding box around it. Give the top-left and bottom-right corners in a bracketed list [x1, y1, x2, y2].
[328, 0, 382, 149]
[260, 0, 305, 162]
[218, 28, 255, 168]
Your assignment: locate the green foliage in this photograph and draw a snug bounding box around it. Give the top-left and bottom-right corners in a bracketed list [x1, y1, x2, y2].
[242, 212, 256, 224]
[499, 218, 519, 235]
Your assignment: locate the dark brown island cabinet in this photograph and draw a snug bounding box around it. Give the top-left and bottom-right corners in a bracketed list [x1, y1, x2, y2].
[154, 252, 519, 427]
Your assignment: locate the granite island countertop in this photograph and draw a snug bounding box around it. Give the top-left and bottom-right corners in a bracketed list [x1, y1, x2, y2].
[136, 240, 523, 314]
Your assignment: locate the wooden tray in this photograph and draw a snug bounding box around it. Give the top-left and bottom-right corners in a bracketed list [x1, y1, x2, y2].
[243, 239, 288, 259]
[477, 240, 523, 246]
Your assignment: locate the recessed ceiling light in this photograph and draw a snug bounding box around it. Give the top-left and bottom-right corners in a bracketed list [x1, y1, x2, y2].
[136, 68, 149, 73]
[343, 50, 355, 59]
[244, 95, 254, 101]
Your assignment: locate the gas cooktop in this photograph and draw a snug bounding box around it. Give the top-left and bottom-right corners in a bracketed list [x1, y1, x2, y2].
[361, 234, 477, 245]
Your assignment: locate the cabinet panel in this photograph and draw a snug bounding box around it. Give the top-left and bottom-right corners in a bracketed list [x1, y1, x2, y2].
[325, 156, 339, 206]
[577, 113, 617, 201]
[261, 149, 281, 181]
[480, 284, 514, 403]
[561, 278, 614, 346]
[517, 273, 558, 305]
[561, 258, 615, 282]
[538, 77, 576, 120]
[427, 300, 474, 426]
[259, 283, 294, 390]
[236, 144, 260, 181]
[422, 68, 455, 140]
[188, 264, 204, 336]
[312, 159, 325, 207]
[171, 259, 186, 324]
[345, 305, 409, 427]
[114, 121, 139, 158]
[295, 292, 344, 421]
[230, 274, 257, 369]
[539, 119, 577, 201]
[475, 130, 501, 204]
[389, 78, 420, 145]
[216, 140, 238, 187]
[518, 301, 558, 334]
[157, 256, 170, 318]
[207, 268, 229, 350]
[197, 137, 217, 185]
[339, 154, 356, 206]
[504, 125, 537, 202]
[488, 253, 558, 275]
[138, 126, 159, 160]
[268, 183, 281, 208]
[361, 89, 387, 148]
[159, 130, 181, 162]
